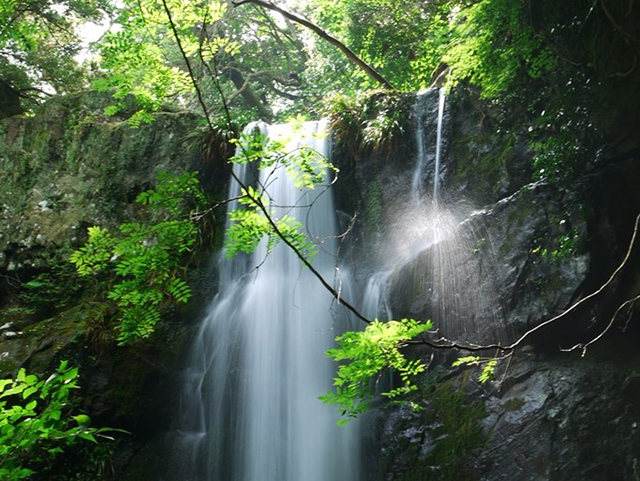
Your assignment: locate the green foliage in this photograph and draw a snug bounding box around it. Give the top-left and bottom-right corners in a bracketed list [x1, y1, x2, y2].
[0, 0, 112, 113]
[92, 0, 318, 122]
[320, 319, 433, 423]
[403, 381, 487, 481]
[92, 0, 234, 124]
[70, 171, 206, 344]
[326, 91, 411, 158]
[225, 204, 316, 261]
[230, 128, 335, 189]
[93, 20, 193, 126]
[444, 0, 557, 97]
[0, 362, 118, 480]
[19, 262, 85, 315]
[528, 89, 599, 186]
[452, 356, 498, 383]
[531, 221, 582, 260]
[307, 0, 454, 91]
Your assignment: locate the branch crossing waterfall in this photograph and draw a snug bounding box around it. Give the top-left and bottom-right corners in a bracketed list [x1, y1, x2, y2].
[170, 121, 360, 481]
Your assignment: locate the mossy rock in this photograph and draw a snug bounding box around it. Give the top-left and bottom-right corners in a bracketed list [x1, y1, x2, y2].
[379, 379, 487, 481]
[0, 91, 211, 275]
[0, 303, 87, 376]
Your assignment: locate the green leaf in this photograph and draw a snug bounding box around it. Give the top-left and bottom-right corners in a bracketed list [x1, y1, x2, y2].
[321, 319, 432, 422]
[22, 387, 37, 399]
[77, 430, 97, 443]
[71, 171, 206, 343]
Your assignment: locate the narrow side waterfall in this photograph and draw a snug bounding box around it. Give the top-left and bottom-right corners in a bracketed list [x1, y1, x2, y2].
[410, 87, 445, 206]
[362, 88, 447, 323]
[366, 88, 509, 345]
[410, 91, 429, 202]
[432, 87, 446, 206]
[170, 121, 360, 481]
[397, 88, 509, 344]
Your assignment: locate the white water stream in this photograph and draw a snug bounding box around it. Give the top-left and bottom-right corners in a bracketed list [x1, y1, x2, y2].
[171, 121, 360, 481]
[364, 87, 448, 323]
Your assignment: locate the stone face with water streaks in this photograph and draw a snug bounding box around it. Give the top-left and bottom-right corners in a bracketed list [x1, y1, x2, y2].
[388, 181, 589, 345]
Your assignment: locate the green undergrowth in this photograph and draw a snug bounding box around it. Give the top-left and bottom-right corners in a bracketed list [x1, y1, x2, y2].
[326, 91, 414, 162]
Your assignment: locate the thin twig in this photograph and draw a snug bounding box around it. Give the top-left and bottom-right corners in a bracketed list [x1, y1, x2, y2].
[160, 0, 215, 132]
[505, 212, 640, 350]
[161, 1, 640, 357]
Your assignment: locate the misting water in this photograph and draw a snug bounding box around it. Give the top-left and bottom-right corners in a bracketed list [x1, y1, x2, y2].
[170, 121, 360, 481]
[363, 88, 447, 322]
[366, 87, 507, 344]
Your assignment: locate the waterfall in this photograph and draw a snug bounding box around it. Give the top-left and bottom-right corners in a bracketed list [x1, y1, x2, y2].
[410, 91, 428, 201]
[391, 88, 509, 344]
[410, 87, 445, 205]
[363, 88, 448, 323]
[363, 87, 508, 345]
[169, 121, 360, 481]
[432, 87, 446, 206]
[360, 270, 393, 321]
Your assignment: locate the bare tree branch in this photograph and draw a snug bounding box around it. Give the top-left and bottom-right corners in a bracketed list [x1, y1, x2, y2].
[507, 212, 640, 349]
[160, 0, 215, 132]
[224, 68, 298, 104]
[561, 292, 640, 356]
[232, 0, 395, 90]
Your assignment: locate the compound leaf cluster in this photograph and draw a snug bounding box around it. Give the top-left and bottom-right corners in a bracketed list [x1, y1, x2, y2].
[70, 171, 205, 344]
[0, 362, 120, 480]
[320, 319, 433, 423]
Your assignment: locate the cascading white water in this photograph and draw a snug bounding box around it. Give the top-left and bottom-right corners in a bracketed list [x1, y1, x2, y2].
[363, 86, 508, 345]
[410, 87, 445, 205]
[432, 87, 446, 206]
[360, 270, 393, 321]
[170, 121, 360, 481]
[364, 88, 448, 323]
[388, 88, 509, 344]
[410, 91, 429, 202]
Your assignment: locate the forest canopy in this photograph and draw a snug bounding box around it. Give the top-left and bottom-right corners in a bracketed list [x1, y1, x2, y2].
[3, 0, 637, 125]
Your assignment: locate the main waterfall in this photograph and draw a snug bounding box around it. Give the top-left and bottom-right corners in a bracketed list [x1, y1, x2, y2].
[170, 121, 360, 481]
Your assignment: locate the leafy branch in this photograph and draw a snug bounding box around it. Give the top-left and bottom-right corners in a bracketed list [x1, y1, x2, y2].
[320, 319, 432, 423]
[71, 171, 206, 344]
[0, 362, 122, 480]
[232, 0, 394, 90]
[159, 0, 640, 420]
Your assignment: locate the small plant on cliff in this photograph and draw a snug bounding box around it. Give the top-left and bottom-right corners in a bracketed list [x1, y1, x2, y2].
[326, 91, 409, 160]
[452, 356, 498, 383]
[0, 362, 116, 480]
[71, 171, 206, 344]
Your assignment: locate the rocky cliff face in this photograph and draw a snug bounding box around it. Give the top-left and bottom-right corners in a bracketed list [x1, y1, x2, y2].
[0, 92, 229, 478]
[1, 83, 639, 480]
[334, 86, 640, 481]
